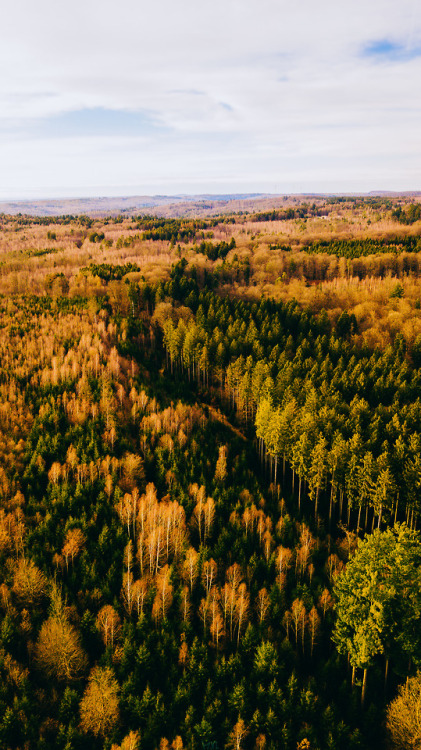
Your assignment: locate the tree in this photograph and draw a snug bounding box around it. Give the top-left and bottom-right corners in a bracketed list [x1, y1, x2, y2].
[307, 606, 321, 657]
[112, 731, 141, 750]
[62, 528, 86, 571]
[386, 672, 421, 749]
[96, 605, 121, 648]
[373, 452, 396, 528]
[235, 583, 250, 645]
[182, 547, 199, 592]
[227, 718, 248, 750]
[121, 452, 145, 492]
[36, 615, 87, 681]
[152, 565, 173, 623]
[12, 558, 47, 605]
[328, 432, 348, 524]
[291, 432, 311, 511]
[318, 588, 333, 619]
[275, 546, 293, 591]
[202, 558, 217, 593]
[254, 641, 278, 678]
[132, 577, 149, 618]
[255, 588, 270, 624]
[308, 434, 327, 518]
[210, 609, 225, 648]
[357, 451, 376, 530]
[290, 598, 306, 652]
[215, 445, 228, 482]
[333, 524, 421, 704]
[80, 666, 120, 737]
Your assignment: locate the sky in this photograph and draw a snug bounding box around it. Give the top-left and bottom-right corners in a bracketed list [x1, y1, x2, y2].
[1, 0, 421, 199]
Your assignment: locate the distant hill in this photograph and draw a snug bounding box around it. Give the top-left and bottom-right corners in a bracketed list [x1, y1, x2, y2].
[0, 193, 267, 218]
[0, 191, 420, 218]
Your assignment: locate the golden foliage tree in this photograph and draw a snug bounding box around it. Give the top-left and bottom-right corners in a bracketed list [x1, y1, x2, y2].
[307, 606, 321, 657]
[35, 615, 87, 681]
[12, 557, 47, 605]
[214, 445, 228, 482]
[96, 604, 121, 648]
[181, 547, 199, 592]
[201, 558, 217, 594]
[256, 588, 270, 624]
[62, 528, 86, 571]
[179, 585, 192, 625]
[152, 565, 173, 623]
[227, 718, 248, 750]
[80, 666, 120, 737]
[386, 673, 421, 749]
[111, 730, 140, 750]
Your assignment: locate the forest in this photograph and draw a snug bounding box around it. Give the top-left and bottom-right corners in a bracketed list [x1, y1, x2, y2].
[0, 196, 420, 750]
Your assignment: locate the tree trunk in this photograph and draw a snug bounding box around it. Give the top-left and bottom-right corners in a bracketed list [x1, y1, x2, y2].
[329, 487, 334, 528]
[361, 668, 367, 707]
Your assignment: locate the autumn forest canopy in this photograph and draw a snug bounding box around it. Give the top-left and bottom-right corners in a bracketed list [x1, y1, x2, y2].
[1, 195, 421, 750]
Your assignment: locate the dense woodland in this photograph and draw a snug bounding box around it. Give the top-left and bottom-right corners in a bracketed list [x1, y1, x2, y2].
[0, 197, 421, 750]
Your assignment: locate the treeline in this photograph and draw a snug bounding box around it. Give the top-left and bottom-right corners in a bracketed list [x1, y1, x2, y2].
[391, 204, 421, 225]
[28, 247, 59, 257]
[133, 216, 218, 244]
[192, 238, 236, 260]
[326, 197, 394, 209]
[81, 263, 140, 281]
[251, 206, 328, 222]
[304, 236, 421, 258]
[88, 231, 105, 243]
[5, 214, 94, 228]
[251, 247, 421, 284]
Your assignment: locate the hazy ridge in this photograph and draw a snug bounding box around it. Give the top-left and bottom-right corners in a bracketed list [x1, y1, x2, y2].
[2, 191, 420, 218]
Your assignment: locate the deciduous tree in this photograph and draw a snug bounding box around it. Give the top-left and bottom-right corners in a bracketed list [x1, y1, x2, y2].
[333, 524, 421, 704]
[386, 672, 421, 749]
[36, 615, 87, 682]
[80, 666, 119, 737]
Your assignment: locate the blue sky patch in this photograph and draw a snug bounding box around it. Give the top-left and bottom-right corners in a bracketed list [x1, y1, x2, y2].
[362, 38, 421, 62]
[30, 107, 166, 139]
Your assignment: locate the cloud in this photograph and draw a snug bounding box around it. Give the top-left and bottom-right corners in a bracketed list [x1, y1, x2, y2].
[0, 0, 421, 196]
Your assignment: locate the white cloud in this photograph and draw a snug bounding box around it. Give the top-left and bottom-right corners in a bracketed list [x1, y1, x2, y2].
[1, 0, 421, 196]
